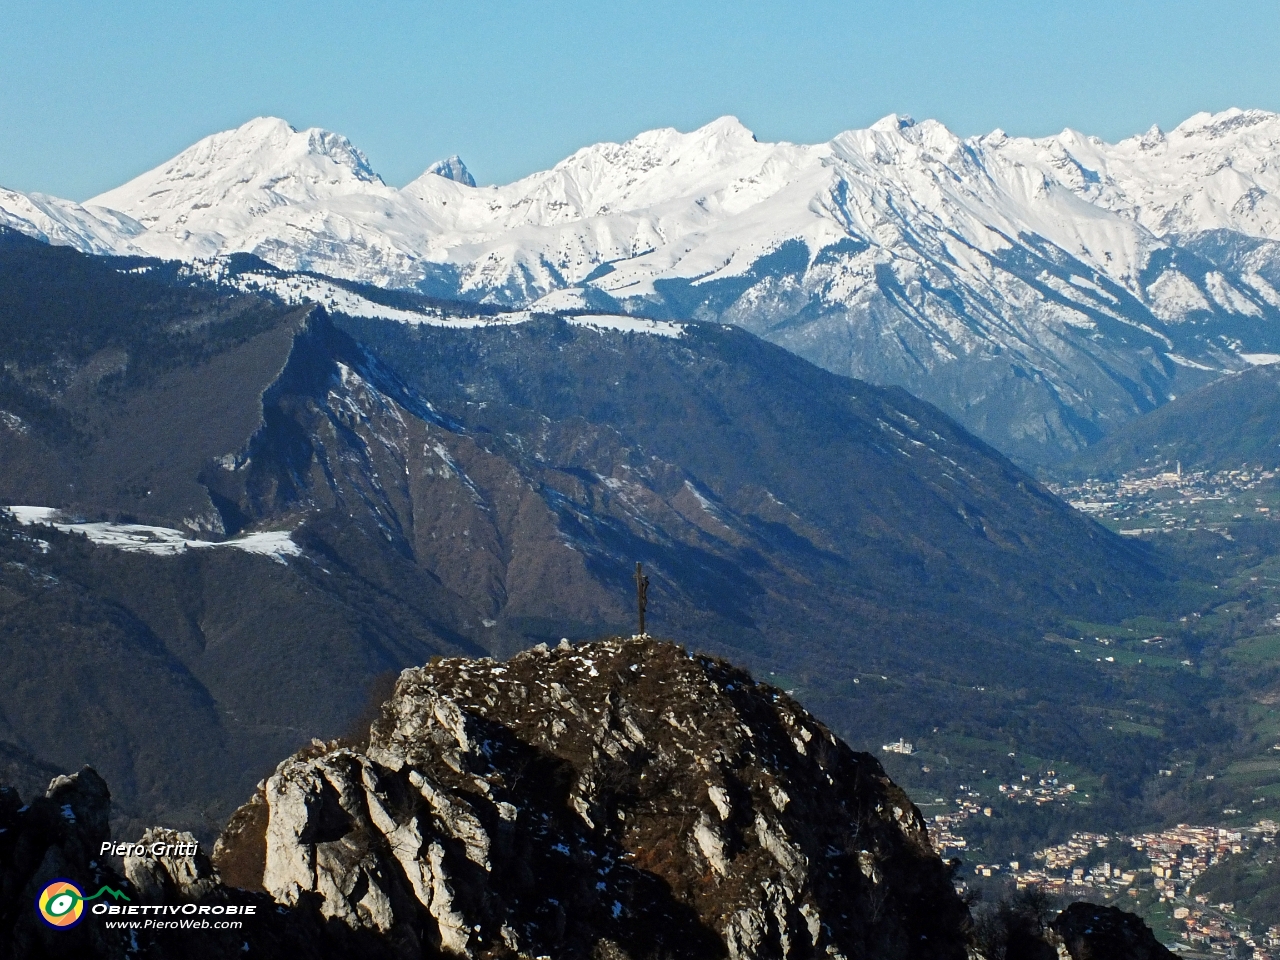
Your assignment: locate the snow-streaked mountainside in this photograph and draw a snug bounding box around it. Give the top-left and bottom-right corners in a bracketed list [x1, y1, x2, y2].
[0, 187, 144, 256]
[5, 109, 1280, 462]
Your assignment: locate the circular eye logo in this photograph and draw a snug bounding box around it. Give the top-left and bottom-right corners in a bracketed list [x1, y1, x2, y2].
[37, 880, 85, 928]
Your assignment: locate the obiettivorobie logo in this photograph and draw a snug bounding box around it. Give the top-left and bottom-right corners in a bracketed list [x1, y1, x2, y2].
[36, 870, 259, 932]
[36, 879, 130, 929]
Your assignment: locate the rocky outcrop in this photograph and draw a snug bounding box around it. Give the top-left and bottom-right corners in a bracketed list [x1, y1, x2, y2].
[123, 827, 221, 902]
[0, 767, 120, 959]
[0, 643, 1185, 960]
[1051, 902, 1176, 960]
[3, 639, 979, 959]
[222, 637, 973, 959]
[0, 768, 356, 959]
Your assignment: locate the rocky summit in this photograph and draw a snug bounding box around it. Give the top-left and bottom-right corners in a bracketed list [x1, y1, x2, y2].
[227, 636, 970, 959]
[0, 637, 1175, 960]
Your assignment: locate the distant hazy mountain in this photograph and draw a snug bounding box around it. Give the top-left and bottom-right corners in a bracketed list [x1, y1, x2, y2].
[1059, 361, 1280, 479]
[4, 109, 1280, 462]
[0, 231, 1179, 834]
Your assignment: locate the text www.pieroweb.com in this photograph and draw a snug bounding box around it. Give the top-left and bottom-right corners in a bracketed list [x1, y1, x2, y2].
[95, 902, 256, 930]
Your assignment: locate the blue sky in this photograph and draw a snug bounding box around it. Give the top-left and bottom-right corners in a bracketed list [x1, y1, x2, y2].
[4, 0, 1279, 200]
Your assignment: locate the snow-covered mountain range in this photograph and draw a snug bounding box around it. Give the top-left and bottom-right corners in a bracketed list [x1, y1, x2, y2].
[5, 109, 1280, 463]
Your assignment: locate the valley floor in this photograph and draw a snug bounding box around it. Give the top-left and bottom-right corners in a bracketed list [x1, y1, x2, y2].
[865, 462, 1280, 953]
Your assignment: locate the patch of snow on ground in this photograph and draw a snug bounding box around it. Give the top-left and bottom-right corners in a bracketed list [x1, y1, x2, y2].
[683, 480, 721, 517]
[1146, 269, 1212, 321]
[225, 270, 687, 338]
[1241, 353, 1280, 366]
[3, 507, 301, 563]
[231, 271, 497, 326]
[224, 530, 304, 560]
[563, 315, 686, 338]
[1243, 272, 1280, 308]
[227, 271, 693, 337]
[1165, 353, 1218, 371]
[5, 506, 60, 525]
[1205, 271, 1264, 317]
[0, 411, 30, 435]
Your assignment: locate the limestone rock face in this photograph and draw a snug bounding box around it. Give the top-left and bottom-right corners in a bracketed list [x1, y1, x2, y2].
[238, 637, 972, 959]
[124, 827, 220, 902]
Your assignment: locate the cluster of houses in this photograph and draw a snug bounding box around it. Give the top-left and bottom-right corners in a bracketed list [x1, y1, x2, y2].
[996, 771, 1077, 805]
[927, 804, 1279, 956]
[1050, 463, 1280, 534]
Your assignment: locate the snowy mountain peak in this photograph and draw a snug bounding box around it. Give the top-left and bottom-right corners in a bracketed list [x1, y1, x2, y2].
[552, 115, 762, 172]
[7, 108, 1280, 463]
[1135, 124, 1166, 151]
[226, 115, 297, 143]
[423, 155, 476, 187]
[1172, 107, 1279, 139]
[692, 115, 758, 142]
[0, 187, 145, 256]
[869, 113, 916, 134]
[100, 116, 384, 193]
[988, 106, 1280, 239]
[85, 116, 388, 260]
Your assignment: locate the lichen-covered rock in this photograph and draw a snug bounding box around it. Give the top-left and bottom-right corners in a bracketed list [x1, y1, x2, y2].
[229, 637, 972, 959]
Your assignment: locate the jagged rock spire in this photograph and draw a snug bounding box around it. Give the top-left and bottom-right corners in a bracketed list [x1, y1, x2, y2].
[424, 154, 476, 187]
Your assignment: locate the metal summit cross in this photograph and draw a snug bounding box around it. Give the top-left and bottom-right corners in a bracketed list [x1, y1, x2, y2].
[634, 562, 649, 636]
